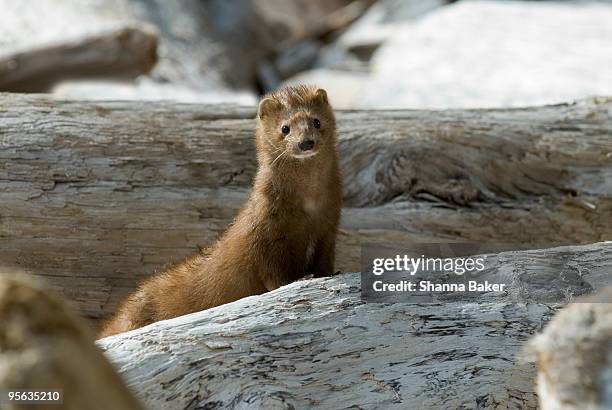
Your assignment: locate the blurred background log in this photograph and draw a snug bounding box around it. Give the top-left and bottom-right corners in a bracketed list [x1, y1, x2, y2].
[0, 26, 158, 93]
[1, 94, 611, 323]
[0, 0, 368, 101]
[0, 270, 143, 410]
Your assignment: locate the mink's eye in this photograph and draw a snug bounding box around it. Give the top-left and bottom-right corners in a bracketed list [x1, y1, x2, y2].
[281, 125, 290, 135]
[313, 118, 321, 129]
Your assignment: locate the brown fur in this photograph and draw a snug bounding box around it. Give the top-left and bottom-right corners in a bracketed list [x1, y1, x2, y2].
[99, 85, 342, 338]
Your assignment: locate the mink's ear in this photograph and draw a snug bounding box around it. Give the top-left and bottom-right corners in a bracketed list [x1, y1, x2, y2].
[258, 97, 282, 119]
[313, 88, 328, 105]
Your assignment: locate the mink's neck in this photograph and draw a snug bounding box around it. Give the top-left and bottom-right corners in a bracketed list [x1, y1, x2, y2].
[252, 154, 338, 206]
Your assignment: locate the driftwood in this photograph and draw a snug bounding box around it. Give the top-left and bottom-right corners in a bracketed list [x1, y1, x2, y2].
[1, 94, 611, 321]
[97, 242, 612, 410]
[529, 285, 612, 410]
[0, 270, 143, 410]
[0, 25, 158, 92]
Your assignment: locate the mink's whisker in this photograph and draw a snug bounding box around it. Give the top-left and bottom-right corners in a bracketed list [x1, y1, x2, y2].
[270, 150, 287, 167]
[265, 138, 281, 152]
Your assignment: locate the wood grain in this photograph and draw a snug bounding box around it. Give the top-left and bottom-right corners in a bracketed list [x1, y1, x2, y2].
[1, 94, 611, 321]
[98, 242, 612, 410]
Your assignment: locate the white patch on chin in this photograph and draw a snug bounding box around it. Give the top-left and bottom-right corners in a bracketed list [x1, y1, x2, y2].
[292, 151, 317, 159]
[304, 197, 318, 214]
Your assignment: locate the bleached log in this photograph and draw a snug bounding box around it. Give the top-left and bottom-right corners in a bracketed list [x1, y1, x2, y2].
[0, 25, 158, 92]
[98, 242, 612, 410]
[0, 271, 144, 410]
[0, 94, 611, 320]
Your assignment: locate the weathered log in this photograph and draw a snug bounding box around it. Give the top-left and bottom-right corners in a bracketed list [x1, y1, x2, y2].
[1, 94, 611, 321]
[98, 242, 612, 410]
[528, 285, 612, 410]
[0, 270, 143, 410]
[0, 25, 158, 92]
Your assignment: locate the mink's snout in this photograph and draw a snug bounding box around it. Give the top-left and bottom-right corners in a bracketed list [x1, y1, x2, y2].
[298, 139, 315, 151]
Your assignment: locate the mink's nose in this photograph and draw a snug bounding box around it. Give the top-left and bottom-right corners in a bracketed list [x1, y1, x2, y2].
[298, 139, 315, 151]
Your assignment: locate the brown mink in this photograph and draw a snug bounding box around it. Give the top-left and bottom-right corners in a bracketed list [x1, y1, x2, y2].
[99, 85, 342, 337]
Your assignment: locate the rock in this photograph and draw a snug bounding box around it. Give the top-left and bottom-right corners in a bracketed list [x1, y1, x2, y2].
[89, 0, 357, 92]
[0, 270, 144, 410]
[275, 40, 323, 79]
[252, 0, 356, 41]
[284, 0, 451, 88]
[257, 0, 375, 90]
[360, 0, 612, 108]
[329, 0, 448, 58]
[124, 0, 268, 91]
[528, 285, 612, 410]
[312, 45, 369, 72]
[283, 69, 370, 109]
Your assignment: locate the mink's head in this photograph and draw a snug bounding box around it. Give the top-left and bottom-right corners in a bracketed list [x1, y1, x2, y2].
[256, 85, 336, 166]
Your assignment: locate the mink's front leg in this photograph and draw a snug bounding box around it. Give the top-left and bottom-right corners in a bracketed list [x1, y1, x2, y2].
[309, 236, 336, 278]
